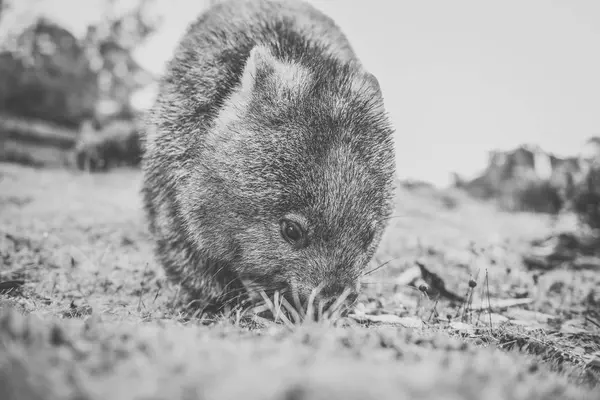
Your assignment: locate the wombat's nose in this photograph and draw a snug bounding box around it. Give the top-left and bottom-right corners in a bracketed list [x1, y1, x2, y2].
[317, 282, 358, 304]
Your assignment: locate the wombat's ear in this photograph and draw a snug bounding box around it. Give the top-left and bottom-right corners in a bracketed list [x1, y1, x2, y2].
[240, 45, 277, 94]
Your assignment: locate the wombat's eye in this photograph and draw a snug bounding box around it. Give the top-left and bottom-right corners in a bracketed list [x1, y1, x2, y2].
[280, 219, 306, 248]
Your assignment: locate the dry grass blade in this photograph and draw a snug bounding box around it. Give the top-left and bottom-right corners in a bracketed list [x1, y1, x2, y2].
[324, 287, 352, 321]
[250, 303, 271, 315]
[291, 289, 306, 320]
[280, 297, 303, 325]
[257, 290, 294, 329]
[305, 288, 319, 322]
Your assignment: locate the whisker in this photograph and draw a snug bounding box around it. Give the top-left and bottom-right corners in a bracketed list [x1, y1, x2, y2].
[377, 214, 411, 224]
[363, 256, 404, 276]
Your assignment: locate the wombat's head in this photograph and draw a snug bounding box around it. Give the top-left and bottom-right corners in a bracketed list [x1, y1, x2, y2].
[184, 45, 396, 308]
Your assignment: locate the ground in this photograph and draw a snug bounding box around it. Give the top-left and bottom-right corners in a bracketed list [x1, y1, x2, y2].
[0, 162, 599, 400]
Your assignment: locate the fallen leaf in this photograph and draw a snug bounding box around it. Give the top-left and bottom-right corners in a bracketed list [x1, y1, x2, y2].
[469, 298, 533, 311]
[449, 321, 475, 335]
[0, 280, 25, 291]
[349, 313, 424, 328]
[504, 308, 556, 323]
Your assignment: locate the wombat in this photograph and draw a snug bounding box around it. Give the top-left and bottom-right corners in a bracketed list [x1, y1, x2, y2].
[141, 0, 396, 311]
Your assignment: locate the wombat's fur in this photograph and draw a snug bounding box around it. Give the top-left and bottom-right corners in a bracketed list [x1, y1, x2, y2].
[142, 0, 396, 311]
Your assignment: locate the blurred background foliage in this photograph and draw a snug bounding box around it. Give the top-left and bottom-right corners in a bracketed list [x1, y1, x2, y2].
[0, 0, 159, 128]
[0, 0, 160, 169]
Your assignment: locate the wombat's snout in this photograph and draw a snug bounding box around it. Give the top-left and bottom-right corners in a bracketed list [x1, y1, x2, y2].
[289, 281, 359, 311]
[319, 282, 357, 302]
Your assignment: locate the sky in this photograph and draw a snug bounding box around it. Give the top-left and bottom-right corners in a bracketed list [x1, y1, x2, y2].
[5, 0, 600, 186]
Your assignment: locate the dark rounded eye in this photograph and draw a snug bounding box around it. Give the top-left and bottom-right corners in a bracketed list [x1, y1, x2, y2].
[280, 219, 306, 248]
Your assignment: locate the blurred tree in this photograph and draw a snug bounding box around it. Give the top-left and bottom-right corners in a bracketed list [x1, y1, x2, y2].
[83, 0, 161, 124]
[0, 0, 160, 128]
[0, 17, 98, 127]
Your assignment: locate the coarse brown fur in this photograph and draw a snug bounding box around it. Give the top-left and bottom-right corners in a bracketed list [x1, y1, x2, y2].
[141, 0, 396, 311]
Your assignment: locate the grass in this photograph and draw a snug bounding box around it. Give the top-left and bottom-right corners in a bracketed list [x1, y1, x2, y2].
[1, 162, 599, 400]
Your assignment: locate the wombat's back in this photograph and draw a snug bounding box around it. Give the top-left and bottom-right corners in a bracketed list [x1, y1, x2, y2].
[146, 0, 358, 134]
